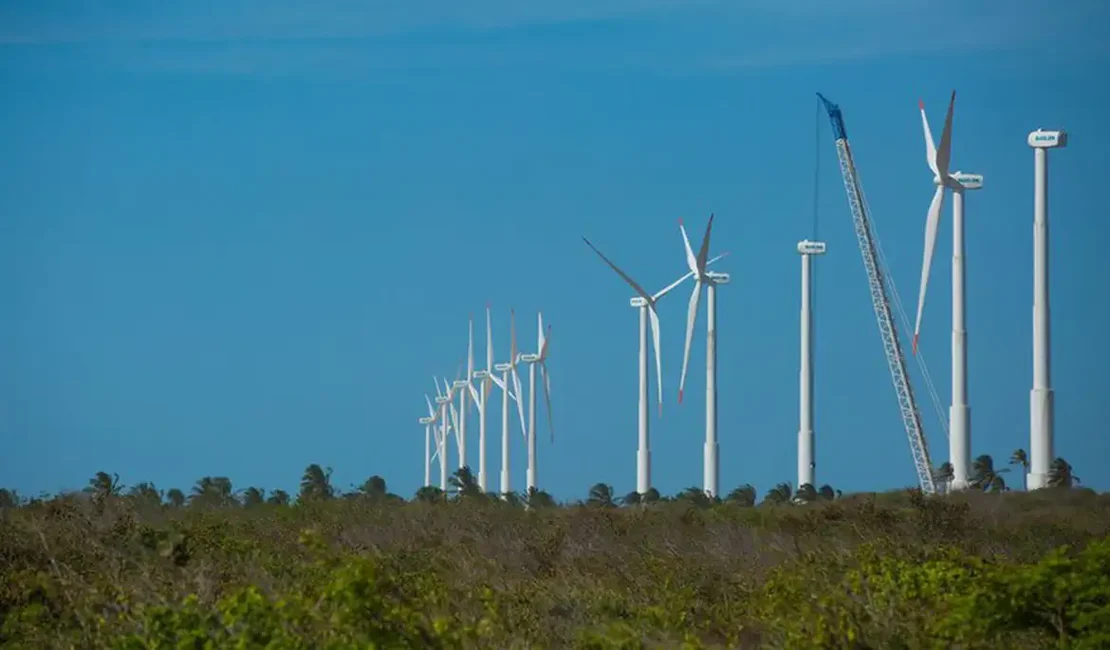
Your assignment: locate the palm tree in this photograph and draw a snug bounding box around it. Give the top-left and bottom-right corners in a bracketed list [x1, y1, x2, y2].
[587, 483, 617, 508]
[0, 488, 21, 509]
[1009, 449, 1029, 491]
[165, 488, 186, 508]
[85, 471, 123, 502]
[795, 483, 818, 503]
[353, 475, 389, 500]
[763, 482, 793, 505]
[524, 487, 556, 509]
[673, 486, 713, 508]
[190, 476, 236, 507]
[725, 484, 757, 507]
[127, 482, 163, 506]
[933, 462, 954, 494]
[1047, 457, 1080, 488]
[448, 466, 483, 500]
[970, 454, 1009, 492]
[818, 484, 836, 501]
[621, 491, 641, 506]
[414, 486, 445, 503]
[266, 489, 290, 506]
[298, 464, 334, 502]
[240, 487, 265, 507]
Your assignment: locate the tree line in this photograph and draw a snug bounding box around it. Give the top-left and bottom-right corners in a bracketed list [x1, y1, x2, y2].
[0, 449, 1081, 512]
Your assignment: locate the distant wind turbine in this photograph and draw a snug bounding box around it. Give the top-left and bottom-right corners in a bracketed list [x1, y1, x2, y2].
[518, 313, 554, 494]
[583, 236, 728, 495]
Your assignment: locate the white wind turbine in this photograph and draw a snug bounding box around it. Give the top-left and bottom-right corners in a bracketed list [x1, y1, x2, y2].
[914, 90, 983, 492]
[432, 380, 454, 491]
[517, 312, 554, 494]
[677, 214, 731, 499]
[583, 236, 729, 495]
[494, 309, 529, 497]
[796, 240, 826, 491]
[420, 395, 437, 487]
[452, 342, 472, 472]
[468, 305, 526, 493]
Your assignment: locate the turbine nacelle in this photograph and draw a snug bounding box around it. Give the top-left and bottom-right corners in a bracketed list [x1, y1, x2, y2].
[629, 296, 649, 308]
[452, 379, 469, 389]
[706, 271, 731, 284]
[435, 396, 450, 405]
[797, 240, 827, 256]
[472, 370, 490, 379]
[519, 352, 541, 363]
[951, 171, 984, 190]
[419, 416, 435, 424]
[1028, 129, 1067, 149]
[493, 362, 511, 372]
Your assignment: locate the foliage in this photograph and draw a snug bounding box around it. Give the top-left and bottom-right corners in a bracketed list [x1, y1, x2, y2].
[0, 463, 1104, 648]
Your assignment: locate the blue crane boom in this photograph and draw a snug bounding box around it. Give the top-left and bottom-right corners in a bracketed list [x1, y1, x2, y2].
[816, 93, 937, 494]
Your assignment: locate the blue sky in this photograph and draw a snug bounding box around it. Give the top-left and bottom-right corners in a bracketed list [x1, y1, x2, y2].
[2, 0, 1108, 501]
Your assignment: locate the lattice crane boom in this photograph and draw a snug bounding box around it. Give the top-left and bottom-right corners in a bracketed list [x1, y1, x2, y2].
[817, 93, 937, 495]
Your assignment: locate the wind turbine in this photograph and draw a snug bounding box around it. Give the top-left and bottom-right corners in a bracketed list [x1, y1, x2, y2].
[914, 91, 983, 492]
[1027, 127, 1067, 490]
[432, 380, 453, 491]
[583, 236, 729, 495]
[491, 309, 529, 497]
[677, 214, 731, 499]
[797, 240, 826, 490]
[420, 395, 438, 487]
[518, 312, 554, 494]
[452, 339, 472, 472]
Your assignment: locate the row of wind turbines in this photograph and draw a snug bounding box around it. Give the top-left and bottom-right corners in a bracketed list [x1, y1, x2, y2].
[419, 309, 553, 497]
[417, 89, 1067, 499]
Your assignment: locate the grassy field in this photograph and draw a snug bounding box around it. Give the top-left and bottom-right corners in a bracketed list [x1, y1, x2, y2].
[1, 473, 1108, 649]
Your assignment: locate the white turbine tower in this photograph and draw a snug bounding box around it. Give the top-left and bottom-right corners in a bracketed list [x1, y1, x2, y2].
[797, 239, 826, 491]
[1027, 127, 1067, 490]
[453, 339, 472, 472]
[914, 91, 983, 492]
[677, 214, 730, 499]
[518, 313, 554, 494]
[583, 236, 728, 495]
[420, 394, 438, 487]
[491, 309, 528, 497]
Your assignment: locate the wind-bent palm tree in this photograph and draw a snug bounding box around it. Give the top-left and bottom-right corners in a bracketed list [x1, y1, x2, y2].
[85, 472, 123, 502]
[587, 483, 617, 508]
[795, 483, 818, 503]
[970, 454, 1009, 492]
[191, 476, 236, 507]
[524, 487, 556, 509]
[165, 488, 186, 508]
[1009, 449, 1029, 491]
[240, 487, 265, 507]
[933, 462, 954, 494]
[1047, 457, 1080, 488]
[675, 486, 713, 508]
[414, 486, 445, 503]
[127, 482, 162, 506]
[267, 489, 291, 506]
[763, 482, 793, 505]
[298, 464, 334, 502]
[449, 466, 483, 500]
[818, 484, 837, 501]
[0, 488, 22, 509]
[726, 484, 757, 507]
[353, 475, 389, 499]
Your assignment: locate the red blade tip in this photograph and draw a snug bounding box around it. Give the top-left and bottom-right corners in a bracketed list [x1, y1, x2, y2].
[678, 389, 684, 405]
[912, 334, 919, 355]
[918, 99, 924, 110]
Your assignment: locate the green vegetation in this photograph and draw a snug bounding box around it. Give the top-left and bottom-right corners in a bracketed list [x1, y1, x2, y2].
[1, 452, 1105, 648]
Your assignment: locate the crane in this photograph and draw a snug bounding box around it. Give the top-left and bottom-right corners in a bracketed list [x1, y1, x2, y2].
[817, 92, 938, 495]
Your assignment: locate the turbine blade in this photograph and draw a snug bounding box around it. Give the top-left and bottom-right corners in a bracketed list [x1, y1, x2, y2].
[934, 90, 955, 179]
[486, 304, 493, 373]
[537, 312, 547, 359]
[510, 308, 518, 367]
[511, 365, 527, 437]
[540, 362, 554, 443]
[425, 394, 435, 418]
[679, 218, 698, 273]
[678, 280, 703, 404]
[582, 237, 656, 304]
[467, 315, 475, 379]
[489, 373, 507, 392]
[913, 185, 945, 354]
[648, 304, 663, 416]
[449, 403, 460, 442]
[468, 382, 481, 405]
[695, 213, 715, 273]
[434, 377, 444, 398]
[652, 250, 731, 301]
[919, 99, 938, 177]
[539, 323, 552, 361]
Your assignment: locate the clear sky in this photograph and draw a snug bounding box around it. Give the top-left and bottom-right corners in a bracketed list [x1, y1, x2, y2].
[2, 0, 1108, 501]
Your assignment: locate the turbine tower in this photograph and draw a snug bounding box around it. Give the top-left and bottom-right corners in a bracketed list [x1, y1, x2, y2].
[493, 309, 528, 497]
[677, 214, 731, 499]
[914, 91, 983, 492]
[1027, 127, 1067, 490]
[797, 239, 826, 490]
[433, 380, 453, 491]
[467, 311, 489, 491]
[583, 237, 728, 495]
[420, 394, 439, 487]
[453, 341, 472, 472]
[519, 313, 554, 493]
